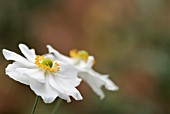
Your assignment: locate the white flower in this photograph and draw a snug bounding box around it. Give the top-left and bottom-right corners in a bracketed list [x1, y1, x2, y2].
[47, 45, 119, 99]
[2, 44, 82, 103]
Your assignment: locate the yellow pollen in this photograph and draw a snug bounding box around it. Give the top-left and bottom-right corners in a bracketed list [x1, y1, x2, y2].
[34, 55, 60, 73]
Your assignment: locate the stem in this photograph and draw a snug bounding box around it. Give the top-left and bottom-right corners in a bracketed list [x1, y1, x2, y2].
[31, 96, 40, 114]
[51, 99, 62, 114]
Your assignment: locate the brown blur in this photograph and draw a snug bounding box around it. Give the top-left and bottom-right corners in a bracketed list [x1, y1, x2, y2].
[0, 0, 170, 114]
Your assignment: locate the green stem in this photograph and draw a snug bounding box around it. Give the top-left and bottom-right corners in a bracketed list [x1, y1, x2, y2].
[51, 99, 62, 114]
[31, 96, 40, 114]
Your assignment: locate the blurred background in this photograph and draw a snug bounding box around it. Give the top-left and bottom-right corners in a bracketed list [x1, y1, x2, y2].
[0, 0, 170, 114]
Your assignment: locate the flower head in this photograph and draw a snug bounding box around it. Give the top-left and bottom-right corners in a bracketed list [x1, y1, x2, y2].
[47, 45, 119, 99]
[2, 44, 82, 103]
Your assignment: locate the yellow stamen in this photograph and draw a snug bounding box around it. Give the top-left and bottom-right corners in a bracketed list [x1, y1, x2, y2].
[34, 55, 60, 73]
[69, 49, 89, 61]
[69, 49, 96, 64]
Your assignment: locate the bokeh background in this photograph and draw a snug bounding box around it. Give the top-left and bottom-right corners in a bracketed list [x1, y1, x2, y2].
[0, 0, 170, 114]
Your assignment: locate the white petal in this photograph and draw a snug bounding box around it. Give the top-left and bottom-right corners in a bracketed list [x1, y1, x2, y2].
[78, 72, 105, 99]
[2, 49, 35, 67]
[19, 44, 36, 63]
[29, 77, 59, 103]
[47, 45, 76, 64]
[56, 73, 82, 87]
[102, 75, 119, 91]
[58, 93, 71, 102]
[87, 56, 95, 68]
[44, 53, 56, 59]
[58, 75, 82, 87]
[49, 75, 83, 101]
[78, 69, 118, 99]
[56, 62, 82, 87]
[57, 61, 78, 77]
[6, 62, 29, 85]
[16, 68, 46, 83]
[87, 69, 119, 91]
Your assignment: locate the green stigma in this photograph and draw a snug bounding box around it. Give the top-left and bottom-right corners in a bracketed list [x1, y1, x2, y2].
[42, 58, 53, 68]
[79, 50, 88, 55]
[78, 50, 89, 61]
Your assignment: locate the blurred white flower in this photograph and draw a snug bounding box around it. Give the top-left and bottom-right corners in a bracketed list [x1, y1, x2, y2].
[2, 44, 82, 103]
[47, 45, 119, 99]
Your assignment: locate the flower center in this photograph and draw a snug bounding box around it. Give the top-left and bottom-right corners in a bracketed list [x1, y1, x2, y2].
[69, 49, 89, 62]
[34, 55, 60, 73]
[42, 58, 53, 68]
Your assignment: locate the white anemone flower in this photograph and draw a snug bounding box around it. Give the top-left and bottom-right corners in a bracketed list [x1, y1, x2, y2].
[47, 45, 119, 99]
[2, 44, 82, 103]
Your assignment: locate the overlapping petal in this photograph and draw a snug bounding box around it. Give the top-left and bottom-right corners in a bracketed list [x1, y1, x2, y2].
[6, 62, 29, 85]
[16, 68, 46, 83]
[19, 44, 36, 63]
[57, 61, 78, 76]
[47, 45, 77, 64]
[2, 49, 35, 67]
[29, 76, 59, 103]
[49, 74, 83, 102]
